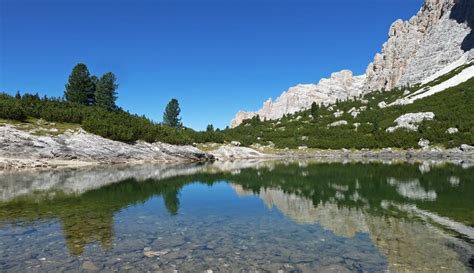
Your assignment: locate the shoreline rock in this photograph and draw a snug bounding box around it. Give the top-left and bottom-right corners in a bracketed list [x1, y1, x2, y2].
[0, 125, 213, 172]
[1, 125, 473, 172]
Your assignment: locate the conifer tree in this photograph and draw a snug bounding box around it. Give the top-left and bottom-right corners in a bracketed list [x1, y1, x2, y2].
[64, 64, 95, 105]
[95, 72, 118, 110]
[310, 102, 319, 120]
[163, 99, 182, 128]
[206, 124, 214, 132]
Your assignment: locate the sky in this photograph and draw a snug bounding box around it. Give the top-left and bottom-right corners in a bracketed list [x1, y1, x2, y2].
[0, 0, 423, 131]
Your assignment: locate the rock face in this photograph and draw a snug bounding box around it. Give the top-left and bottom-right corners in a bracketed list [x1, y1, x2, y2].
[231, 70, 365, 127]
[365, 0, 474, 91]
[231, 0, 474, 127]
[0, 125, 212, 168]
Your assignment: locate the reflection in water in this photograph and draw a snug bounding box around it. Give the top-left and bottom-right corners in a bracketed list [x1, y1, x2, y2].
[0, 160, 473, 272]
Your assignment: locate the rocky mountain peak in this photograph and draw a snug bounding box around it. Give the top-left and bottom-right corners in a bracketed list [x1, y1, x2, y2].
[364, 0, 473, 91]
[230, 0, 474, 127]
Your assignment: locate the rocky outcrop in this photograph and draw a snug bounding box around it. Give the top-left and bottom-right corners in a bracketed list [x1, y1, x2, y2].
[365, 0, 474, 91]
[210, 145, 269, 160]
[230, 111, 258, 128]
[231, 70, 365, 127]
[0, 125, 212, 170]
[386, 112, 435, 133]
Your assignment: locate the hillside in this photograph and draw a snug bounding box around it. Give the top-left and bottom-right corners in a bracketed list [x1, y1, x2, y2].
[225, 65, 474, 149]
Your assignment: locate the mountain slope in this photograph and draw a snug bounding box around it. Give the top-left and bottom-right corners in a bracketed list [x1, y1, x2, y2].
[231, 0, 474, 128]
[225, 66, 474, 149]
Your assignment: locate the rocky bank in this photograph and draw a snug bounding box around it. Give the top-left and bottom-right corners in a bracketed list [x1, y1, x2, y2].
[0, 125, 213, 170]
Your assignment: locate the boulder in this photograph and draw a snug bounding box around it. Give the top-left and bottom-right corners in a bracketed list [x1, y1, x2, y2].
[460, 144, 474, 152]
[329, 120, 349, 127]
[230, 141, 241, 147]
[386, 112, 435, 133]
[445, 127, 459, 134]
[418, 138, 431, 149]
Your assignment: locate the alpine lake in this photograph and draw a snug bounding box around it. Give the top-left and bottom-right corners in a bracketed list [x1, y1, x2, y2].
[0, 160, 473, 272]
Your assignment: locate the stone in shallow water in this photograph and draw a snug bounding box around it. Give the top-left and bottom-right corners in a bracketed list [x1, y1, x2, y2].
[81, 261, 99, 271]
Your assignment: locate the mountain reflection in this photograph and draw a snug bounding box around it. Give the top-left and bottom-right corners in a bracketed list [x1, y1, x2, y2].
[0, 160, 473, 271]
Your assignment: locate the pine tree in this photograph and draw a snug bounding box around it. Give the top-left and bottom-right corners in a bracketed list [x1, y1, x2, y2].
[163, 98, 182, 128]
[90, 75, 99, 105]
[64, 63, 95, 105]
[310, 102, 319, 120]
[206, 124, 214, 132]
[15, 91, 21, 99]
[95, 72, 118, 110]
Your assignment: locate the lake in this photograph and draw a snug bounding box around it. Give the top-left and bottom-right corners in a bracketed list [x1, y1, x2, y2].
[0, 160, 473, 272]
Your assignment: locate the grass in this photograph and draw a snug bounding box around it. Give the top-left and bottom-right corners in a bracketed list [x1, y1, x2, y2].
[0, 117, 81, 136]
[227, 73, 474, 149]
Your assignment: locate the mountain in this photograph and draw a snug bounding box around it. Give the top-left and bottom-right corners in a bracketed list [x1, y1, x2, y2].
[231, 70, 366, 128]
[231, 0, 474, 128]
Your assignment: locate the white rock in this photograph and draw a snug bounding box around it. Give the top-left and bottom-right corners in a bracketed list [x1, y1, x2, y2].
[418, 138, 431, 149]
[230, 141, 241, 147]
[386, 112, 435, 133]
[378, 101, 388, 109]
[298, 146, 308, 150]
[460, 144, 474, 152]
[210, 145, 267, 159]
[328, 120, 348, 127]
[445, 127, 459, 134]
[0, 125, 212, 163]
[333, 110, 344, 118]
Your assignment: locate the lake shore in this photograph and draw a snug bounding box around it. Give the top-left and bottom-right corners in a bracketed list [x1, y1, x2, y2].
[2, 146, 474, 172]
[1, 124, 474, 172]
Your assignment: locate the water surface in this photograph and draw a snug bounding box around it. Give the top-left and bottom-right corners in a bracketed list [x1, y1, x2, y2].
[0, 160, 473, 272]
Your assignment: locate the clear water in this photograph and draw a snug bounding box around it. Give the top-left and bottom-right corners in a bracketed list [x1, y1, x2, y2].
[0, 160, 473, 272]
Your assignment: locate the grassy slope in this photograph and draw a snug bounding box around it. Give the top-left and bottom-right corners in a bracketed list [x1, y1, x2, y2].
[0, 118, 80, 136]
[225, 69, 474, 149]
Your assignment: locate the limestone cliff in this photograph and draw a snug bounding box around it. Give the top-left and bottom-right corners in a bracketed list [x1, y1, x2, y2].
[231, 70, 365, 127]
[365, 0, 474, 91]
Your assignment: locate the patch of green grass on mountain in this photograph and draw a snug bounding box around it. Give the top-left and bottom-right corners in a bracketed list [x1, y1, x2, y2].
[225, 77, 474, 149]
[0, 117, 81, 136]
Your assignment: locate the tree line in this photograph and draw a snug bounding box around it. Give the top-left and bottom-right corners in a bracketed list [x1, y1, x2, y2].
[0, 63, 225, 144]
[63, 63, 182, 128]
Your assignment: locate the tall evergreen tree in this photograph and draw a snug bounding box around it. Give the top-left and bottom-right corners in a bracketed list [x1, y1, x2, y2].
[310, 102, 319, 120]
[64, 63, 95, 105]
[163, 98, 182, 128]
[90, 75, 99, 105]
[95, 72, 118, 110]
[206, 124, 214, 132]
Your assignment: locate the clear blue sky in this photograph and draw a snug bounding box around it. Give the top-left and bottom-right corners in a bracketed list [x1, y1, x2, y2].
[0, 0, 423, 130]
